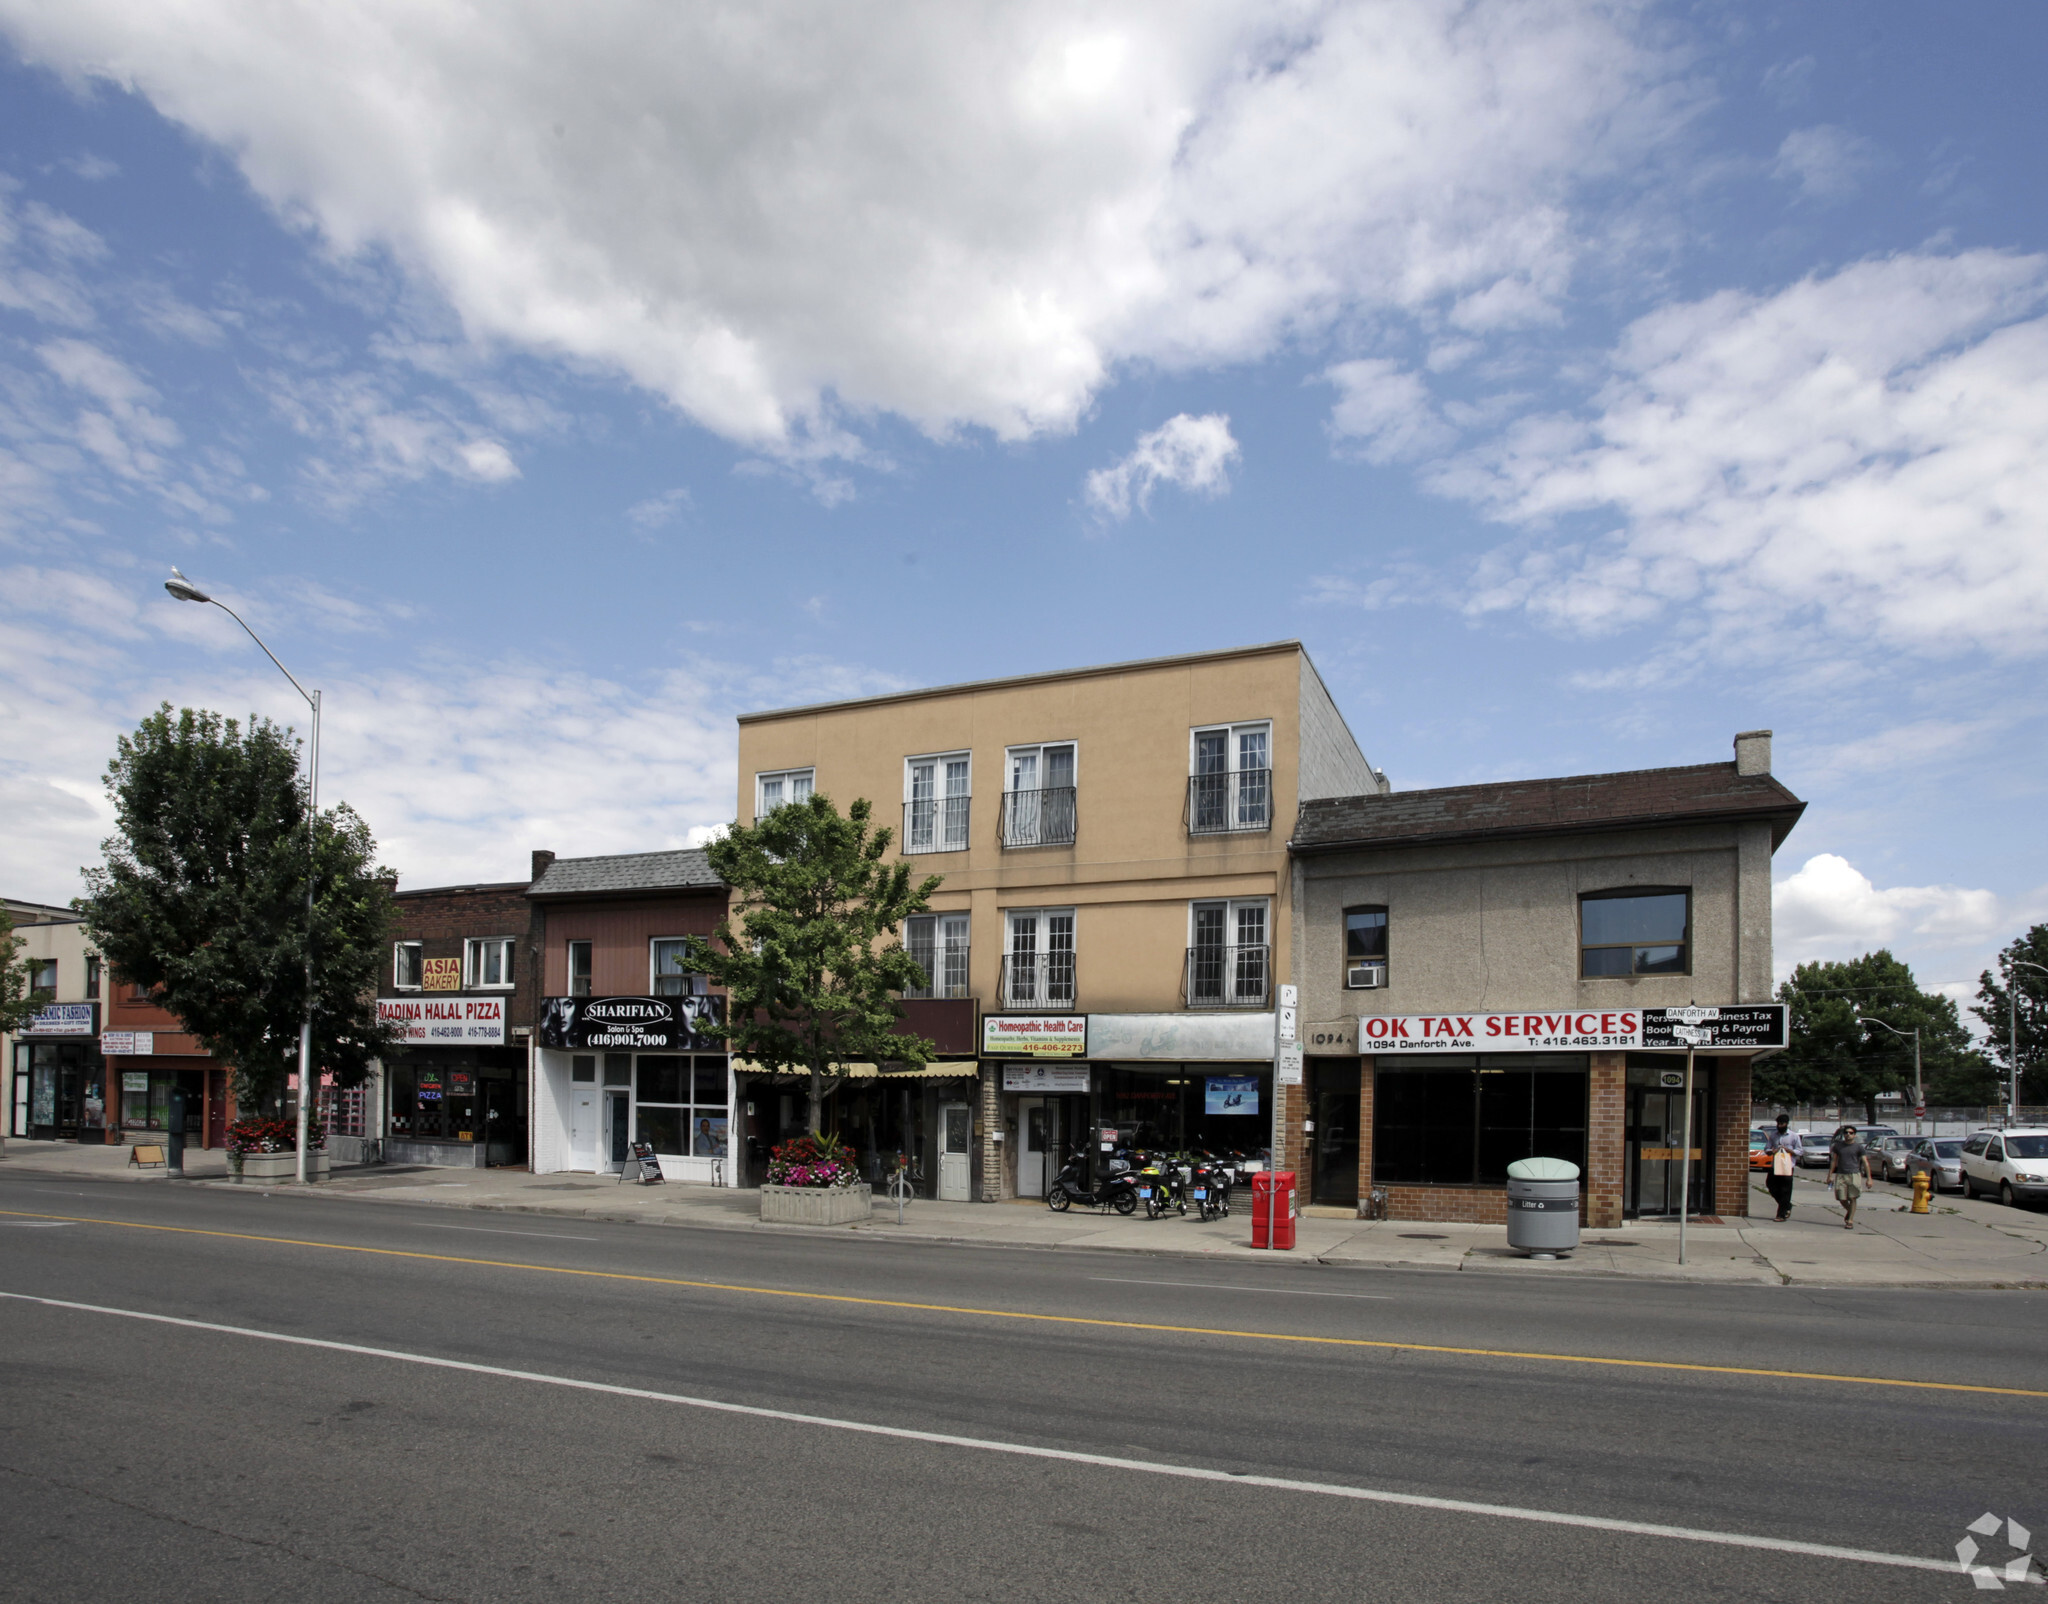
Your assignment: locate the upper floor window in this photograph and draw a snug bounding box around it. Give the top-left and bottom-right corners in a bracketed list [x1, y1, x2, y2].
[904, 753, 971, 854]
[393, 941, 424, 990]
[651, 938, 707, 996]
[1002, 742, 1076, 848]
[28, 958, 56, 999]
[1186, 899, 1270, 1008]
[128, 979, 150, 1002]
[465, 937, 517, 990]
[756, 768, 814, 816]
[1580, 889, 1690, 978]
[85, 955, 101, 998]
[1344, 907, 1389, 989]
[568, 939, 593, 997]
[1002, 908, 1076, 1009]
[1188, 721, 1271, 834]
[903, 913, 970, 999]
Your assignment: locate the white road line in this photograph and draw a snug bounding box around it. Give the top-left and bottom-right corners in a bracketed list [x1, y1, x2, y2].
[415, 1224, 600, 1242]
[0, 1290, 1967, 1579]
[1090, 1276, 1389, 1300]
[0, 1221, 75, 1228]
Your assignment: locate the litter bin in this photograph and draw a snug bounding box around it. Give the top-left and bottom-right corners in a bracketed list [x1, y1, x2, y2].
[1250, 1171, 1297, 1250]
[1505, 1157, 1580, 1258]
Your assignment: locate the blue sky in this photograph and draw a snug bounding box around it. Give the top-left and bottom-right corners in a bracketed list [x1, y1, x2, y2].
[1, 0, 2043, 1014]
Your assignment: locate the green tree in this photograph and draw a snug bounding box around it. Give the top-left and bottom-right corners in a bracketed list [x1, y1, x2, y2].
[683, 793, 940, 1134]
[1763, 950, 1985, 1119]
[77, 705, 401, 1111]
[0, 910, 37, 1039]
[1973, 924, 2048, 1107]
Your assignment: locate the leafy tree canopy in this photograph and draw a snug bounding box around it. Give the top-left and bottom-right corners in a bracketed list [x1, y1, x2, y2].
[1973, 924, 2048, 1104]
[77, 705, 401, 1109]
[0, 910, 37, 1039]
[1764, 950, 1988, 1116]
[683, 793, 940, 1133]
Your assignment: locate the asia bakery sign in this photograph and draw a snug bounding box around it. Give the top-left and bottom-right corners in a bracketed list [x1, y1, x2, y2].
[1352, 1005, 1787, 1054]
[378, 996, 507, 1045]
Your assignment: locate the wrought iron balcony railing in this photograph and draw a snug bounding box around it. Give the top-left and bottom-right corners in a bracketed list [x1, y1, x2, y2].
[902, 795, 972, 854]
[1000, 786, 1077, 849]
[902, 943, 972, 1000]
[998, 951, 1078, 1011]
[1186, 768, 1272, 835]
[1184, 943, 1271, 1008]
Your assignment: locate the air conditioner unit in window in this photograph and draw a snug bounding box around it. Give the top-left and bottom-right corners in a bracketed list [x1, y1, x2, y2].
[1348, 964, 1387, 989]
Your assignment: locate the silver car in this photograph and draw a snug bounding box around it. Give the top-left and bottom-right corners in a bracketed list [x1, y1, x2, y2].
[1872, 1135, 1920, 1182]
[1795, 1133, 1835, 1169]
[1905, 1138, 1965, 1193]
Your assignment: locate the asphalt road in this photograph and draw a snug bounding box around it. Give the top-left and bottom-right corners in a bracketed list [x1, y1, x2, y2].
[1, 1170, 2042, 1602]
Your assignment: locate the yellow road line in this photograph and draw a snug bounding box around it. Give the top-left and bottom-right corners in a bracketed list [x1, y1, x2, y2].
[4, 1207, 2043, 1400]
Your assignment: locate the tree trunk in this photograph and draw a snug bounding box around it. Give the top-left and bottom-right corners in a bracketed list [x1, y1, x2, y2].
[808, 1067, 823, 1135]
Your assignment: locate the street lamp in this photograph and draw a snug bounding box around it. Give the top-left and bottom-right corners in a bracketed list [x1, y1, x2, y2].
[2008, 959, 2048, 1127]
[1858, 1014, 1922, 1134]
[164, 569, 322, 1185]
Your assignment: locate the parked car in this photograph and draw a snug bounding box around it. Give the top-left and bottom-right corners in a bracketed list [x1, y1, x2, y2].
[1872, 1136, 1920, 1183]
[1960, 1128, 2048, 1207]
[1796, 1133, 1834, 1169]
[1905, 1139, 1965, 1193]
[1858, 1124, 1902, 1146]
[1749, 1132, 1772, 1171]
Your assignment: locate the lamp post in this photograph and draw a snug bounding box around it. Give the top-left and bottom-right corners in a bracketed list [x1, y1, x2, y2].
[1858, 1015, 1921, 1134]
[2008, 959, 2048, 1127]
[164, 570, 321, 1185]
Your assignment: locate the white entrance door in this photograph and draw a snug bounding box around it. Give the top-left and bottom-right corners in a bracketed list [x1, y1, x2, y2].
[602, 1090, 631, 1173]
[937, 1103, 972, 1201]
[567, 1084, 597, 1170]
[1017, 1098, 1049, 1198]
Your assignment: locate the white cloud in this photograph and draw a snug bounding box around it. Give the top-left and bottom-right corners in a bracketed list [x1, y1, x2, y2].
[1324, 359, 1456, 465]
[1083, 412, 1239, 520]
[1773, 853, 2007, 976]
[1772, 124, 1879, 203]
[1445, 250, 2048, 657]
[0, 0, 1682, 451]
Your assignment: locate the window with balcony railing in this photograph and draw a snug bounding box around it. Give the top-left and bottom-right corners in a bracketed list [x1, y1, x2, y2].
[1003, 742, 1077, 848]
[1187, 721, 1271, 834]
[1002, 908, 1076, 1009]
[1185, 898, 1270, 1007]
[903, 914, 970, 999]
[904, 754, 971, 853]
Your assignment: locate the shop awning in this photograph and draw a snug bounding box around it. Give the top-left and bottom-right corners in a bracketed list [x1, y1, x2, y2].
[732, 1060, 979, 1079]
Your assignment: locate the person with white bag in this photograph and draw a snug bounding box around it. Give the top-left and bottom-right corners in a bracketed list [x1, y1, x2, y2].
[1764, 1114, 1801, 1221]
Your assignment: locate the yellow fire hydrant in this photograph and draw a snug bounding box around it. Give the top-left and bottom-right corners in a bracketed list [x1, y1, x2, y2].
[1911, 1170, 1932, 1214]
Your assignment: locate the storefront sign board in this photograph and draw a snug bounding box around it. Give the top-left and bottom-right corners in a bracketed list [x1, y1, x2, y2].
[538, 995, 726, 1052]
[378, 996, 507, 1045]
[100, 1031, 154, 1056]
[22, 1003, 94, 1037]
[422, 959, 461, 992]
[1086, 1011, 1274, 1062]
[982, 1015, 1087, 1058]
[1302, 1018, 1358, 1053]
[1353, 1005, 1787, 1054]
[1001, 1063, 1091, 1092]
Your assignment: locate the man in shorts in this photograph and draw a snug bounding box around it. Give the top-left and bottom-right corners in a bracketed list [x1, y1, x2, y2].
[1827, 1124, 1873, 1230]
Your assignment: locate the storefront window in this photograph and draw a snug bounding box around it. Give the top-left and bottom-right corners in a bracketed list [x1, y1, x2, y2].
[388, 1065, 481, 1141]
[635, 1054, 727, 1156]
[1374, 1055, 1587, 1186]
[1098, 1064, 1272, 1157]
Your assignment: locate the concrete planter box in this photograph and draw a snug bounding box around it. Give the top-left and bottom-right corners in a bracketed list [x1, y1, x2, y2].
[236, 1151, 331, 1184]
[760, 1183, 871, 1225]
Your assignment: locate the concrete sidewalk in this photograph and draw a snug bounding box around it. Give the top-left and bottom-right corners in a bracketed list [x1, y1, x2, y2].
[5, 1140, 2045, 1288]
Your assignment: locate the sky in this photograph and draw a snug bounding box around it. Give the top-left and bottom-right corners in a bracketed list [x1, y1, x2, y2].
[0, 0, 2043, 1018]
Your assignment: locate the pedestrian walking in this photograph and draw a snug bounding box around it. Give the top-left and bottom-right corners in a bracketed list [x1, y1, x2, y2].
[1764, 1114, 1800, 1220]
[1827, 1124, 1873, 1230]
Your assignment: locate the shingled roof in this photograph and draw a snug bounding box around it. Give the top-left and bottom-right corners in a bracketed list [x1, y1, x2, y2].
[526, 848, 723, 899]
[1292, 762, 1805, 855]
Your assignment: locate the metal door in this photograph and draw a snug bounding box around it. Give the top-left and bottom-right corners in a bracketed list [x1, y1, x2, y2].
[1626, 1086, 1709, 1216]
[1017, 1097, 1049, 1197]
[937, 1102, 972, 1200]
[1308, 1059, 1361, 1205]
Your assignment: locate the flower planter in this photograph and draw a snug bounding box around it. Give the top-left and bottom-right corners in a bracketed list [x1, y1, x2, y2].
[759, 1183, 872, 1225]
[236, 1151, 331, 1184]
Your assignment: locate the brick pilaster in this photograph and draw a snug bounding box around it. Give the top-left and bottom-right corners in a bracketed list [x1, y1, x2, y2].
[1356, 1056, 1375, 1202]
[1278, 1080, 1307, 1177]
[978, 1065, 1004, 1201]
[1714, 1055, 1751, 1218]
[1587, 1051, 1625, 1228]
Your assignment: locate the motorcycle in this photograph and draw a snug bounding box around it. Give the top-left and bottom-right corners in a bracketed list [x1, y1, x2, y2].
[1189, 1153, 1232, 1221]
[1046, 1150, 1139, 1214]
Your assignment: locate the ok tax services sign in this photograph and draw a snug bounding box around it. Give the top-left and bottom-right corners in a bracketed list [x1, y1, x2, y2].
[378, 996, 507, 1046]
[1352, 1005, 1786, 1054]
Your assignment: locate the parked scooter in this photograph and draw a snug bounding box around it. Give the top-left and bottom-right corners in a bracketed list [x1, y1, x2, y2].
[1046, 1149, 1140, 1214]
[1189, 1153, 1232, 1221]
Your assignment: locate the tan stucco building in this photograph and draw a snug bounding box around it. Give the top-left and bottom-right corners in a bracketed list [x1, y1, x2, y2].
[1286, 732, 1804, 1227]
[735, 641, 1380, 1201]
